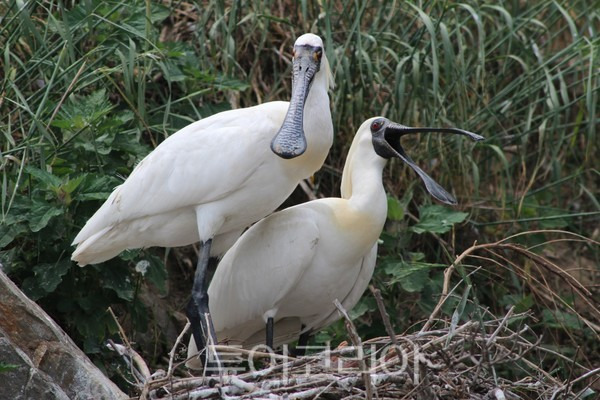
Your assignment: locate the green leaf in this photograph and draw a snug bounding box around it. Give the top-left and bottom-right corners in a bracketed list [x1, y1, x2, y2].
[36, 261, 71, 291]
[348, 297, 376, 320]
[99, 265, 134, 301]
[0, 223, 27, 248]
[28, 200, 64, 232]
[411, 205, 468, 234]
[62, 175, 85, 194]
[119, 249, 142, 261]
[24, 166, 62, 188]
[50, 119, 73, 129]
[387, 195, 404, 221]
[76, 175, 121, 201]
[383, 253, 444, 292]
[54, 88, 113, 135]
[579, 388, 597, 399]
[158, 60, 186, 83]
[136, 254, 168, 295]
[74, 308, 113, 348]
[0, 249, 17, 274]
[538, 208, 569, 229]
[127, 2, 169, 31]
[314, 330, 333, 344]
[542, 309, 583, 330]
[22, 260, 72, 300]
[502, 294, 534, 313]
[128, 298, 150, 333]
[348, 301, 369, 320]
[447, 285, 471, 345]
[0, 363, 19, 373]
[399, 267, 430, 292]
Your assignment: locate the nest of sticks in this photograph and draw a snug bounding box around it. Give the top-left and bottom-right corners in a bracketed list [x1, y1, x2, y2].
[112, 233, 598, 399]
[119, 303, 596, 400]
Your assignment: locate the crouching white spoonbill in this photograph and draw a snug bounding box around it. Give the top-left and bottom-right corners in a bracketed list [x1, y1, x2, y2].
[71, 33, 334, 367]
[187, 116, 483, 369]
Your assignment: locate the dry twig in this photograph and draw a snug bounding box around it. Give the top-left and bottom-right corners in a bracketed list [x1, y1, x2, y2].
[139, 310, 595, 399]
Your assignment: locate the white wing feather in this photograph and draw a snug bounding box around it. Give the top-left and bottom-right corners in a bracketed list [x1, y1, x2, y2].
[209, 207, 321, 339]
[309, 243, 378, 332]
[73, 102, 288, 245]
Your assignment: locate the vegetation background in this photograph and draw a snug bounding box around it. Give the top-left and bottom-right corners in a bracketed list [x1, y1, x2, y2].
[1, 0, 598, 395]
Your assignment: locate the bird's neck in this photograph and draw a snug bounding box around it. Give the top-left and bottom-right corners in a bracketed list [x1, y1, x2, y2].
[304, 76, 332, 149]
[341, 140, 388, 230]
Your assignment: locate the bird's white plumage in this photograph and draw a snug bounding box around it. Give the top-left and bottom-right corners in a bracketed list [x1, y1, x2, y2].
[72, 34, 333, 266]
[187, 117, 388, 367]
[296, 33, 323, 48]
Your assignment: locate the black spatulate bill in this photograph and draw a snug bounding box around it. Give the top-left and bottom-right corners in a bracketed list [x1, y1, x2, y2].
[372, 119, 484, 205]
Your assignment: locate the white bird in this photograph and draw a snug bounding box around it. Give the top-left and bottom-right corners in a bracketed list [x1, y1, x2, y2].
[187, 117, 483, 368]
[71, 33, 334, 364]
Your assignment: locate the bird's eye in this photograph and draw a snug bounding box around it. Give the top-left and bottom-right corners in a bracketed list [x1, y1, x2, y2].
[370, 120, 383, 132]
[313, 49, 323, 62]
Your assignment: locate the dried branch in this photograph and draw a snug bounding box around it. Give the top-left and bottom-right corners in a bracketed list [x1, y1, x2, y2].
[135, 230, 599, 399]
[334, 299, 375, 400]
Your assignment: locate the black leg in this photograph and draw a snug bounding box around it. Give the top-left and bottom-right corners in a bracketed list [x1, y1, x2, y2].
[294, 327, 311, 356]
[186, 239, 220, 373]
[266, 317, 274, 350]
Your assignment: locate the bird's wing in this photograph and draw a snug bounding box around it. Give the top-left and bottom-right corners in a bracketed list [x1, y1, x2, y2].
[339, 243, 378, 311]
[73, 102, 288, 244]
[208, 206, 321, 336]
[309, 243, 378, 333]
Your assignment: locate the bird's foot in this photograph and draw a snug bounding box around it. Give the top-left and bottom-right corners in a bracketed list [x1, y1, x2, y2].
[186, 299, 221, 375]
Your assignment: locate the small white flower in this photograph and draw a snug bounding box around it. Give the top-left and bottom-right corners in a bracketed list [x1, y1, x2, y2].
[135, 260, 150, 276]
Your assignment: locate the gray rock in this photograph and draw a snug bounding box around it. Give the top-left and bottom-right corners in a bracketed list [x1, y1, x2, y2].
[0, 267, 127, 400]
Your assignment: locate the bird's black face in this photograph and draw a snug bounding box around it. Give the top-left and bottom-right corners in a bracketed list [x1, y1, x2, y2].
[371, 117, 484, 205]
[271, 44, 324, 159]
[370, 118, 398, 159]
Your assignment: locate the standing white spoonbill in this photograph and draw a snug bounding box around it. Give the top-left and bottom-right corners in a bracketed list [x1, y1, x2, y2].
[71, 33, 334, 365]
[187, 117, 483, 368]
